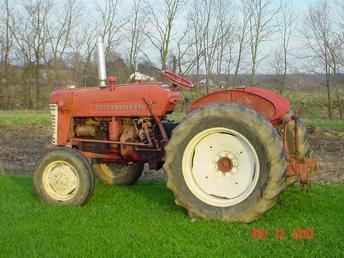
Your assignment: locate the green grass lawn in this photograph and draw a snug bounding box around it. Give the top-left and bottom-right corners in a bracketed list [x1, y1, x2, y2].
[1, 105, 344, 130]
[0, 176, 343, 258]
[168, 111, 344, 130]
[304, 118, 344, 129]
[0, 110, 50, 126]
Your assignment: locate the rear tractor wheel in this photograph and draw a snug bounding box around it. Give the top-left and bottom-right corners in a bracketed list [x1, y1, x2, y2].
[164, 104, 287, 223]
[33, 147, 95, 206]
[93, 162, 144, 185]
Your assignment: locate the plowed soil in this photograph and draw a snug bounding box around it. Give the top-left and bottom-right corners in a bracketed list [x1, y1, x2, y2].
[0, 124, 343, 183]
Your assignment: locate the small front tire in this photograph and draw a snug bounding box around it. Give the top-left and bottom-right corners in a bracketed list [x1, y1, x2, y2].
[33, 147, 95, 206]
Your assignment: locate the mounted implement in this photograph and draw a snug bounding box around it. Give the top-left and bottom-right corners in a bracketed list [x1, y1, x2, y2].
[33, 38, 316, 223]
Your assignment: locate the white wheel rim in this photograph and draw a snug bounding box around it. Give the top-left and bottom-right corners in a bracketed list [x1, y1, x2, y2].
[42, 161, 80, 201]
[182, 127, 260, 207]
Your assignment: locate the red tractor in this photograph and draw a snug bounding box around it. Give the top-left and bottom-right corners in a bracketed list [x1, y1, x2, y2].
[33, 38, 316, 222]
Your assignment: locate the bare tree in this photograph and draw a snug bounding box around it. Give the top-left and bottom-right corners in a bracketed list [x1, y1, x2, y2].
[188, 0, 205, 78]
[10, 0, 52, 109]
[333, 1, 344, 119]
[69, 21, 98, 86]
[232, 3, 248, 84]
[97, 0, 126, 59]
[0, 0, 12, 109]
[47, 0, 80, 66]
[304, 0, 335, 119]
[233, 0, 251, 85]
[271, 49, 283, 78]
[197, 0, 234, 92]
[215, 1, 235, 79]
[186, 0, 236, 91]
[127, 0, 146, 73]
[328, 38, 344, 119]
[246, 0, 279, 84]
[202, 0, 219, 92]
[272, 0, 294, 93]
[146, 0, 181, 69]
[175, 26, 189, 73]
[170, 19, 198, 75]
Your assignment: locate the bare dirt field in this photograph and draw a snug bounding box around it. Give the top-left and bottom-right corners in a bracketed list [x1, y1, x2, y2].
[0, 124, 343, 183]
[0, 124, 164, 181]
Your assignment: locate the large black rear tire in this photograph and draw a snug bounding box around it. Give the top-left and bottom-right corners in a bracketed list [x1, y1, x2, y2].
[164, 103, 287, 223]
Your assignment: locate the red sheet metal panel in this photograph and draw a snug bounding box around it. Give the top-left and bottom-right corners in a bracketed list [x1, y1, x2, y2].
[50, 82, 181, 118]
[50, 82, 181, 145]
[189, 87, 290, 125]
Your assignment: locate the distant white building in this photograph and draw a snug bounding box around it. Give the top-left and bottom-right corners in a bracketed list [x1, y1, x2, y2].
[199, 78, 216, 87]
[129, 72, 155, 81]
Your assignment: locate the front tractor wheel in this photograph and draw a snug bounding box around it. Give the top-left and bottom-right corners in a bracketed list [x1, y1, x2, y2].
[33, 147, 95, 206]
[164, 104, 287, 223]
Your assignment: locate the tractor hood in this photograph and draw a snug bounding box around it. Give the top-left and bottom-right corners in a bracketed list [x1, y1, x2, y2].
[50, 82, 181, 117]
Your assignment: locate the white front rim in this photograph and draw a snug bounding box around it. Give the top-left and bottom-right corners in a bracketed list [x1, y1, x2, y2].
[182, 127, 260, 207]
[42, 161, 80, 201]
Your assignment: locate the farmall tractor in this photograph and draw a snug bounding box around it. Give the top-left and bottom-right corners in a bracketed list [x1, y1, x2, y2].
[33, 38, 316, 223]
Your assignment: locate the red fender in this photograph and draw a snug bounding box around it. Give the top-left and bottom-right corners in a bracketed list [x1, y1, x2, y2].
[189, 87, 290, 126]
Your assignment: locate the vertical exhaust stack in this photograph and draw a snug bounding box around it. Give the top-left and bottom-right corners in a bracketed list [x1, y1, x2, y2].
[97, 37, 107, 87]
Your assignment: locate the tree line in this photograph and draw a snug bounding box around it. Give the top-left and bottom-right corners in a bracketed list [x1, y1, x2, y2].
[0, 0, 343, 119]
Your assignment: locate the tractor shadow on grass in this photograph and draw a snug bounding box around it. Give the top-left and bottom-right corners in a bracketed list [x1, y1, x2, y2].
[130, 181, 187, 215]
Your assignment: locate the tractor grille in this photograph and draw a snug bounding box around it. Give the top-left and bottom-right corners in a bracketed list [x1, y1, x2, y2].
[49, 104, 58, 144]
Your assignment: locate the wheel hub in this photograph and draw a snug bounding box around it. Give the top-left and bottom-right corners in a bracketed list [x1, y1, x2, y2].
[42, 161, 80, 201]
[217, 157, 233, 173]
[182, 128, 260, 207]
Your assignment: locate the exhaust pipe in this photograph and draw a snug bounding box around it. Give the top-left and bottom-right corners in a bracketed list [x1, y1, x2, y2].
[97, 37, 107, 87]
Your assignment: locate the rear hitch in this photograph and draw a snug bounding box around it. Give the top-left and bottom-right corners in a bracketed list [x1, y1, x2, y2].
[282, 115, 317, 188]
[287, 155, 317, 188]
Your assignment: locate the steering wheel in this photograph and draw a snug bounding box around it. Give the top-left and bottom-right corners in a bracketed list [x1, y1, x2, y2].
[161, 70, 193, 89]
